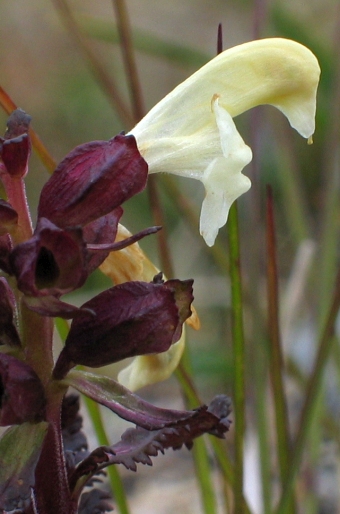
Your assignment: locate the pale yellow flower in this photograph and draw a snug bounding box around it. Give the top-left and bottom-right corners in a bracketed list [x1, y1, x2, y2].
[100, 38, 320, 390]
[129, 38, 320, 246]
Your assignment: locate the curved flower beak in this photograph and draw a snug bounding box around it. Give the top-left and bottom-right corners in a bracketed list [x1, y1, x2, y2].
[129, 38, 320, 246]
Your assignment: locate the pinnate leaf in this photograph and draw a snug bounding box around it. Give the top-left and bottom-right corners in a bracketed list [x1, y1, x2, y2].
[68, 395, 231, 490]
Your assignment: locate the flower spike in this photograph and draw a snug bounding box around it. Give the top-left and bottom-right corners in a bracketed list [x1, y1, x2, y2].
[129, 38, 320, 245]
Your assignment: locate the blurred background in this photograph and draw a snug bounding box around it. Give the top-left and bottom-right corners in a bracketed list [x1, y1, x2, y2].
[0, 1, 340, 513]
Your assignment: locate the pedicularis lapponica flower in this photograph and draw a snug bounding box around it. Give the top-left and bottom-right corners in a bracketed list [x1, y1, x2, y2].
[0, 38, 319, 514]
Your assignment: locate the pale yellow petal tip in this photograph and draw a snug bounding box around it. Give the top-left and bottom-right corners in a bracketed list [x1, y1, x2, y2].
[307, 136, 313, 145]
[118, 333, 186, 391]
[187, 305, 200, 330]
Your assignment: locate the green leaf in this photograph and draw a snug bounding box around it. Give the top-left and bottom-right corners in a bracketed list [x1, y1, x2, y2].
[0, 421, 48, 511]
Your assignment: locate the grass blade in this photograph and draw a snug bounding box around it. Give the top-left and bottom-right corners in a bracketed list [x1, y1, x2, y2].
[227, 201, 246, 514]
[276, 267, 340, 514]
[266, 186, 296, 512]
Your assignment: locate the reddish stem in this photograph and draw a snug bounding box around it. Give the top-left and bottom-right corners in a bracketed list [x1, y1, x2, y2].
[33, 388, 75, 514]
[0, 172, 33, 243]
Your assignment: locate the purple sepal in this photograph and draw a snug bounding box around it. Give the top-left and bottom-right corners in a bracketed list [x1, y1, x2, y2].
[86, 225, 162, 253]
[10, 218, 88, 297]
[38, 134, 148, 228]
[23, 295, 95, 319]
[83, 207, 123, 274]
[0, 353, 46, 426]
[0, 233, 13, 274]
[53, 278, 193, 378]
[0, 277, 21, 346]
[0, 199, 18, 235]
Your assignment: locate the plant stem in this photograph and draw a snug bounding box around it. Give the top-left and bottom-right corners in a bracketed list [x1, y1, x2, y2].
[147, 176, 174, 278]
[21, 303, 54, 386]
[33, 385, 72, 514]
[112, 0, 144, 122]
[0, 164, 55, 385]
[227, 201, 245, 514]
[176, 362, 252, 514]
[160, 174, 229, 273]
[179, 347, 218, 514]
[111, 0, 175, 280]
[254, 366, 272, 514]
[266, 186, 295, 512]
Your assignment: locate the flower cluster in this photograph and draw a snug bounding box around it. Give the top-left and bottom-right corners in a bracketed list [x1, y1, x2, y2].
[0, 105, 199, 388]
[0, 109, 228, 514]
[0, 37, 319, 514]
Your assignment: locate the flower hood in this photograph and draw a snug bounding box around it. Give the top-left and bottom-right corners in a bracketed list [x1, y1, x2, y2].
[129, 38, 320, 246]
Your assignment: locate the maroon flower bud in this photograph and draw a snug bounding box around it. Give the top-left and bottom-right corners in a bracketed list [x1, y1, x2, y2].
[53, 277, 194, 379]
[0, 200, 18, 236]
[10, 217, 88, 297]
[4, 109, 32, 139]
[0, 278, 21, 347]
[0, 353, 45, 425]
[38, 134, 148, 229]
[0, 109, 31, 178]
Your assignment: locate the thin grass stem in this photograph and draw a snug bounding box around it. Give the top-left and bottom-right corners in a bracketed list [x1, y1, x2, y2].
[111, 0, 145, 122]
[178, 348, 218, 514]
[316, 3, 340, 326]
[266, 186, 296, 512]
[160, 175, 229, 273]
[227, 201, 246, 514]
[254, 369, 272, 514]
[276, 266, 340, 514]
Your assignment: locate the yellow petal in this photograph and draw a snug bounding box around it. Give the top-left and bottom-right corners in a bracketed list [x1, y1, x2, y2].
[118, 329, 186, 391]
[99, 224, 200, 390]
[99, 224, 157, 283]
